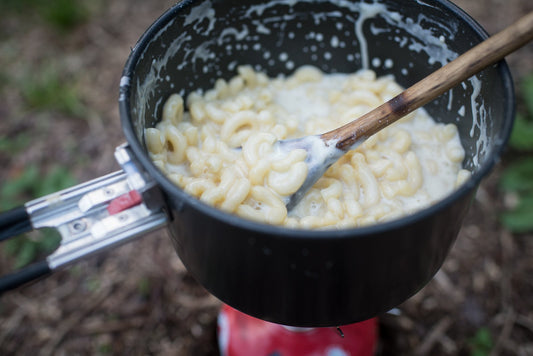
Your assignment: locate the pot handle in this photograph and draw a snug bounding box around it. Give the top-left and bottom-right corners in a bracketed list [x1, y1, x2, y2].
[0, 206, 32, 242]
[0, 144, 169, 293]
[0, 261, 51, 293]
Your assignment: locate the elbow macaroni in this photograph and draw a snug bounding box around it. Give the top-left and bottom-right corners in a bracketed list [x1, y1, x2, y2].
[146, 65, 470, 229]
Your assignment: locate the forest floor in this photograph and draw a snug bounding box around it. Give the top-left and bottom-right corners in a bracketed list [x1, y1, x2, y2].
[0, 0, 532, 355]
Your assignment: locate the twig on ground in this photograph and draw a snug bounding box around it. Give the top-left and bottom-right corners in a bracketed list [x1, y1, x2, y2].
[515, 314, 533, 334]
[489, 309, 516, 356]
[433, 270, 464, 303]
[0, 307, 25, 347]
[78, 317, 146, 335]
[40, 281, 115, 356]
[414, 316, 454, 355]
[176, 294, 221, 310]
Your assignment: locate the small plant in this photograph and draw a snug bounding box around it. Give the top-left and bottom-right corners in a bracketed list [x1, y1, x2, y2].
[0, 134, 30, 155]
[1, 165, 76, 268]
[508, 72, 533, 151]
[499, 72, 533, 233]
[138, 277, 151, 299]
[468, 327, 493, 356]
[98, 342, 112, 355]
[0, 0, 91, 32]
[21, 64, 86, 117]
[41, 0, 91, 32]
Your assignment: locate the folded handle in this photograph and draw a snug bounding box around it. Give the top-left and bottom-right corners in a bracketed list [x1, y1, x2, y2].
[0, 206, 49, 292]
[0, 206, 32, 242]
[0, 145, 168, 294]
[0, 261, 51, 293]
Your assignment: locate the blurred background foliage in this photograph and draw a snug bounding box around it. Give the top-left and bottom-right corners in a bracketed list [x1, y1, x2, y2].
[0, 0, 532, 355]
[499, 73, 533, 233]
[1, 0, 93, 32]
[0, 0, 98, 268]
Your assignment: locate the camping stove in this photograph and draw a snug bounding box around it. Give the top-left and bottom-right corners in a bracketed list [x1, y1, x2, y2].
[217, 304, 378, 356]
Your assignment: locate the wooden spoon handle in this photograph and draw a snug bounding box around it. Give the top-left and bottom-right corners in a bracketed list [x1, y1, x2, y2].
[322, 11, 533, 151]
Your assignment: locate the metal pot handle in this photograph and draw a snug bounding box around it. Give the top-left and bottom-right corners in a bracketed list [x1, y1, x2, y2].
[0, 144, 168, 293]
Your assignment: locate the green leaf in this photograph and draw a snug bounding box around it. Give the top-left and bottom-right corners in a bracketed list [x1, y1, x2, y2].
[21, 66, 86, 117]
[0, 165, 74, 267]
[39, 228, 62, 252]
[500, 195, 533, 233]
[0, 165, 39, 209]
[0, 0, 91, 32]
[15, 241, 38, 269]
[7, 238, 39, 269]
[0, 134, 30, 154]
[468, 327, 493, 356]
[509, 113, 533, 151]
[4, 239, 21, 257]
[499, 158, 533, 193]
[521, 72, 533, 117]
[98, 343, 112, 354]
[42, 0, 90, 32]
[36, 166, 77, 197]
[138, 277, 151, 298]
[86, 277, 101, 292]
[3, 231, 61, 268]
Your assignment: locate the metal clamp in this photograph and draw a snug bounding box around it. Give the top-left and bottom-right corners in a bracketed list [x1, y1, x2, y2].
[25, 144, 168, 270]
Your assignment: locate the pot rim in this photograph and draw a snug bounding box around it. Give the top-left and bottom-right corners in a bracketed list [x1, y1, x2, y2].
[118, 0, 515, 239]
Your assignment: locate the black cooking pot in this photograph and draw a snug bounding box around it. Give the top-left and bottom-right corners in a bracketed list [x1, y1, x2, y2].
[0, 0, 514, 327]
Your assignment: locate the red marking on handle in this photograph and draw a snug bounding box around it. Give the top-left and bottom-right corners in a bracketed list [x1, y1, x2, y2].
[107, 190, 142, 215]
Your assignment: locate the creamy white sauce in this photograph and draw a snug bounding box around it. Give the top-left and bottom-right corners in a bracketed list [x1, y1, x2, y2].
[271, 73, 465, 215]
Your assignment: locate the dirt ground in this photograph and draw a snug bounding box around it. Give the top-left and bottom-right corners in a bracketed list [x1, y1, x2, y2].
[0, 0, 532, 355]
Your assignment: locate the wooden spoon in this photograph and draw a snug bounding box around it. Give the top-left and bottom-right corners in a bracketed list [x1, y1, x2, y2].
[283, 11, 533, 210]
